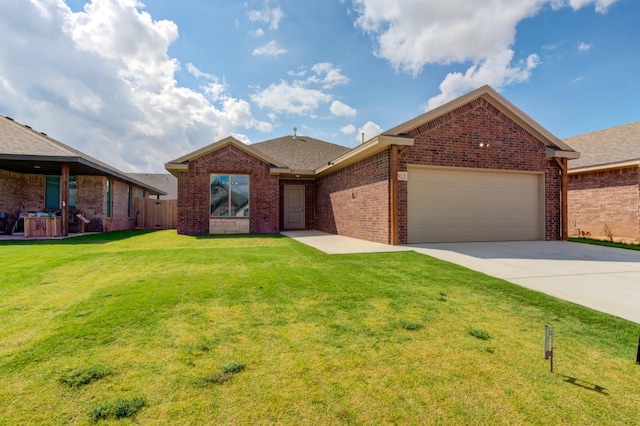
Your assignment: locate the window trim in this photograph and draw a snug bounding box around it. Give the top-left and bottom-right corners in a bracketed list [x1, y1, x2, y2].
[210, 173, 250, 218]
[106, 179, 113, 218]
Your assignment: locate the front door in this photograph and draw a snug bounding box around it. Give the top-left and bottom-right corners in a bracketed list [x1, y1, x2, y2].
[284, 185, 305, 229]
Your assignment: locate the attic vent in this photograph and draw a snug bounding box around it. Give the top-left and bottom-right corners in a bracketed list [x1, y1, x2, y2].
[24, 125, 32, 129]
[6, 116, 14, 121]
[40, 132, 47, 136]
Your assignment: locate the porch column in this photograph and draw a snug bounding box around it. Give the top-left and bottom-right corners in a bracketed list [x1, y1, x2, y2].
[61, 163, 69, 237]
[390, 145, 399, 245]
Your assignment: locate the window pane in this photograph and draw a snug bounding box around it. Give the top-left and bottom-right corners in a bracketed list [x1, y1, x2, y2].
[106, 180, 112, 217]
[210, 174, 230, 217]
[69, 176, 76, 209]
[45, 176, 60, 210]
[230, 175, 249, 217]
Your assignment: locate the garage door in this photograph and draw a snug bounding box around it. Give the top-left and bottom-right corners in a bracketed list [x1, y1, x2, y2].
[408, 167, 543, 243]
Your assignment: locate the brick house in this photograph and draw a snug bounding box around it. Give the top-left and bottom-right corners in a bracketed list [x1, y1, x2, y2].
[0, 115, 165, 236]
[166, 85, 578, 244]
[565, 121, 640, 243]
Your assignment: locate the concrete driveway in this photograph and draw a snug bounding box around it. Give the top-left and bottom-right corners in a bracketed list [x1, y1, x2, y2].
[408, 241, 640, 324]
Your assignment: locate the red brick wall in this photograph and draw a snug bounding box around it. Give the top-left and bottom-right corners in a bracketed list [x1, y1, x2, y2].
[315, 151, 391, 244]
[0, 171, 145, 233]
[176, 145, 279, 234]
[279, 179, 315, 230]
[568, 167, 640, 243]
[76, 175, 104, 218]
[102, 179, 137, 232]
[399, 98, 561, 243]
[0, 169, 42, 215]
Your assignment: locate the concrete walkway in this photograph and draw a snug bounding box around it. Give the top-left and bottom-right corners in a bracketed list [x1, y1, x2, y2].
[282, 231, 640, 324]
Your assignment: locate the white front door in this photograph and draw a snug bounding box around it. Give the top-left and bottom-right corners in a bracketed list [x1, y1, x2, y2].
[284, 185, 305, 229]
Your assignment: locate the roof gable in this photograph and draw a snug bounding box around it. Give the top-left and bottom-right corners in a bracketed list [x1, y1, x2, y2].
[564, 121, 640, 171]
[165, 136, 288, 175]
[384, 85, 578, 158]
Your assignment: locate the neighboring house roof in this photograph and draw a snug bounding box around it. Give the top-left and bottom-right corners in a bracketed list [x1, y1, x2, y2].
[564, 121, 640, 172]
[127, 173, 178, 199]
[251, 135, 351, 171]
[0, 115, 166, 195]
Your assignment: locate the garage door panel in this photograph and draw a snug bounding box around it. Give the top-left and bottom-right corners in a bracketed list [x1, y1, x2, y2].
[408, 167, 543, 243]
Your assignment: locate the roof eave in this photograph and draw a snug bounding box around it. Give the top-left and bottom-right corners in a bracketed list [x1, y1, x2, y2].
[164, 162, 188, 177]
[545, 148, 581, 160]
[0, 154, 166, 195]
[315, 135, 414, 177]
[166, 136, 288, 169]
[568, 160, 640, 174]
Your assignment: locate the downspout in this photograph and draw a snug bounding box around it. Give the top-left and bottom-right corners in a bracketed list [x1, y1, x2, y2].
[554, 157, 568, 241]
[61, 163, 70, 237]
[390, 145, 399, 245]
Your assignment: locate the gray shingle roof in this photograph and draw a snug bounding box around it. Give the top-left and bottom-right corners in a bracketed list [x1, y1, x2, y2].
[251, 135, 351, 171]
[0, 115, 165, 195]
[564, 121, 640, 170]
[126, 173, 177, 199]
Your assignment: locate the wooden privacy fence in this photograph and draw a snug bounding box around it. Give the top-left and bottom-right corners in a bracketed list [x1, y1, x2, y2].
[135, 198, 177, 230]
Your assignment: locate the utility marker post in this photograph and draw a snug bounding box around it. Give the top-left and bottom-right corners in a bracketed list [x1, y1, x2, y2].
[544, 325, 554, 373]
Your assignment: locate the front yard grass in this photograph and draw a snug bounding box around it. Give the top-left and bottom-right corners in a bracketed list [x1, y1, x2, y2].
[1, 230, 639, 424]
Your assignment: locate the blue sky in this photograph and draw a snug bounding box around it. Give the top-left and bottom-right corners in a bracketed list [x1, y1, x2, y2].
[0, 0, 638, 172]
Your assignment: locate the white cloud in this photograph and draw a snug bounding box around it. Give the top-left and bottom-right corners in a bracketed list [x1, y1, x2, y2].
[564, 0, 618, 13]
[251, 28, 265, 37]
[251, 62, 352, 117]
[578, 42, 592, 51]
[357, 121, 383, 143]
[309, 63, 350, 89]
[352, 0, 619, 108]
[247, 5, 284, 30]
[330, 100, 357, 117]
[187, 63, 215, 80]
[426, 51, 540, 110]
[340, 124, 356, 135]
[250, 81, 332, 116]
[253, 40, 288, 56]
[0, 0, 269, 172]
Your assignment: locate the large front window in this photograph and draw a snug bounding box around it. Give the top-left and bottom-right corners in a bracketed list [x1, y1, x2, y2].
[210, 174, 249, 217]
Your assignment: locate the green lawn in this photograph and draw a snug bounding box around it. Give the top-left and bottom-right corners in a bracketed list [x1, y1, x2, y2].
[1, 230, 639, 425]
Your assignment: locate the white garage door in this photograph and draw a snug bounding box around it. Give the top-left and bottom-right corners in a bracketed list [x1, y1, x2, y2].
[408, 167, 544, 243]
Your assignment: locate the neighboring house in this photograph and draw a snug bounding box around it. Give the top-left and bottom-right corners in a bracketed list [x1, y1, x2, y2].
[126, 173, 178, 200]
[165, 85, 578, 244]
[0, 115, 165, 236]
[565, 121, 640, 243]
